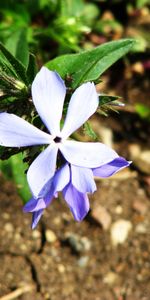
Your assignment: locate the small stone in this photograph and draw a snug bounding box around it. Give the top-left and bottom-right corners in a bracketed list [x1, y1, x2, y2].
[91, 205, 112, 230]
[111, 219, 132, 246]
[115, 205, 123, 215]
[20, 244, 28, 251]
[14, 232, 21, 240]
[77, 256, 89, 268]
[2, 213, 10, 220]
[57, 264, 65, 273]
[133, 200, 147, 215]
[80, 237, 91, 251]
[32, 230, 41, 239]
[53, 216, 61, 225]
[45, 230, 57, 243]
[65, 233, 91, 253]
[4, 222, 14, 232]
[135, 223, 147, 234]
[129, 144, 150, 174]
[103, 271, 119, 285]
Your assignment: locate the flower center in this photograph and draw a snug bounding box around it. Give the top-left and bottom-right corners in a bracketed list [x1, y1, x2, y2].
[54, 136, 62, 143]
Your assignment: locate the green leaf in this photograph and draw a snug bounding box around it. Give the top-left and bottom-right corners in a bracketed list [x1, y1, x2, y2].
[0, 153, 31, 203]
[84, 122, 97, 140]
[46, 39, 135, 88]
[60, 0, 85, 17]
[5, 27, 29, 68]
[135, 103, 150, 120]
[0, 42, 27, 83]
[26, 53, 38, 84]
[99, 95, 121, 106]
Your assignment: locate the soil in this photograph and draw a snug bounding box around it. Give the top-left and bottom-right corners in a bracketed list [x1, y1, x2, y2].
[0, 143, 150, 300]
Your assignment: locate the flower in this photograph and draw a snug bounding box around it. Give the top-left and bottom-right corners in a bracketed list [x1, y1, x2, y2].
[0, 67, 130, 227]
[24, 157, 129, 229]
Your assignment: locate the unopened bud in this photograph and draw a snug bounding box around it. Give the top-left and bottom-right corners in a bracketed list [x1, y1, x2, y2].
[15, 80, 26, 90]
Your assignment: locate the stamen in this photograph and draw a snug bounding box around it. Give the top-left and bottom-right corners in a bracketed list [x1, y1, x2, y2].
[54, 136, 62, 143]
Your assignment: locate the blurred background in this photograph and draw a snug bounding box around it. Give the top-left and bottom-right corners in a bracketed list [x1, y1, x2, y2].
[0, 0, 150, 299]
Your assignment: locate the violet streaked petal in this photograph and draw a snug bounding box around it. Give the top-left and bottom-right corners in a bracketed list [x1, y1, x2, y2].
[59, 140, 119, 168]
[61, 82, 98, 139]
[23, 188, 54, 212]
[93, 157, 131, 177]
[23, 197, 46, 212]
[0, 112, 51, 147]
[63, 184, 90, 221]
[52, 163, 70, 192]
[32, 67, 66, 136]
[71, 165, 96, 193]
[27, 143, 58, 197]
[32, 209, 43, 229]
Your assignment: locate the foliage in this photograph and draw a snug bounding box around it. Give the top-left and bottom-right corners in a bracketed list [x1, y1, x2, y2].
[135, 104, 150, 121]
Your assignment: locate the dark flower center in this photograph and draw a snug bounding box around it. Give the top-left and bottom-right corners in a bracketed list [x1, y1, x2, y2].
[54, 136, 62, 143]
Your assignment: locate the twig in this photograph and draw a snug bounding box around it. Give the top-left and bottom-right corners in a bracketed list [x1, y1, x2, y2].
[0, 284, 34, 300]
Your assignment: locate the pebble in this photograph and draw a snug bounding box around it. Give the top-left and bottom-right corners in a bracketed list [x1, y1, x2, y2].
[110, 219, 132, 246]
[133, 200, 147, 215]
[45, 230, 57, 243]
[135, 223, 147, 234]
[14, 232, 21, 240]
[129, 144, 150, 174]
[4, 222, 14, 232]
[65, 233, 91, 253]
[91, 205, 112, 230]
[2, 212, 10, 220]
[115, 205, 123, 215]
[103, 271, 119, 285]
[32, 230, 41, 239]
[77, 256, 89, 268]
[57, 264, 66, 273]
[20, 243, 28, 251]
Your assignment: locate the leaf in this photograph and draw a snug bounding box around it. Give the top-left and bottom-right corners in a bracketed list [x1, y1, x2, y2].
[5, 27, 29, 68]
[0, 42, 27, 83]
[10, 153, 31, 202]
[26, 53, 38, 84]
[46, 39, 135, 88]
[99, 95, 121, 106]
[135, 103, 150, 120]
[84, 122, 97, 140]
[0, 153, 31, 203]
[60, 0, 85, 17]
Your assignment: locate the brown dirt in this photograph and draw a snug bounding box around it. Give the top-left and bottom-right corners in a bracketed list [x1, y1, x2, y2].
[0, 60, 150, 300]
[0, 164, 150, 300]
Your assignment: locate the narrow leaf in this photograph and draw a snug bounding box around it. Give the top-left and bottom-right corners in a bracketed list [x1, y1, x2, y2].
[0, 153, 31, 203]
[99, 95, 121, 106]
[26, 53, 38, 84]
[46, 39, 134, 88]
[0, 42, 27, 84]
[5, 28, 29, 68]
[84, 122, 97, 140]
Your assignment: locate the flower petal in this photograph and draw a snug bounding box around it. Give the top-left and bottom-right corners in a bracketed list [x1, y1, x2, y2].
[71, 165, 96, 193]
[0, 112, 51, 147]
[93, 157, 131, 177]
[32, 209, 43, 229]
[27, 143, 58, 197]
[23, 197, 46, 212]
[52, 163, 70, 192]
[61, 82, 98, 138]
[59, 140, 119, 168]
[63, 184, 90, 221]
[32, 67, 66, 136]
[23, 189, 54, 212]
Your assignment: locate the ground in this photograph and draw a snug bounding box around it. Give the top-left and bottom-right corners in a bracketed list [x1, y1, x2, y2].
[0, 60, 150, 300]
[0, 152, 150, 300]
